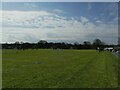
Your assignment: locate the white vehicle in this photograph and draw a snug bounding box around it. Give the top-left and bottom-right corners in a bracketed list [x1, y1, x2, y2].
[104, 47, 114, 52]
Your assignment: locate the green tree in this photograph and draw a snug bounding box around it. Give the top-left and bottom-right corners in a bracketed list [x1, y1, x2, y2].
[93, 39, 102, 46]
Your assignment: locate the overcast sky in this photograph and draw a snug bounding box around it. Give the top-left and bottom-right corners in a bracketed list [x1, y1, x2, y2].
[1, 2, 118, 44]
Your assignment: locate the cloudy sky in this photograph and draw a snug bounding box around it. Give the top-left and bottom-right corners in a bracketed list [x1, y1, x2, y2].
[1, 2, 118, 44]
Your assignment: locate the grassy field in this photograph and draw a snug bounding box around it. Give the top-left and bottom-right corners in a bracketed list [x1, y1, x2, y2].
[2, 49, 119, 88]
[0, 49, 2, 89]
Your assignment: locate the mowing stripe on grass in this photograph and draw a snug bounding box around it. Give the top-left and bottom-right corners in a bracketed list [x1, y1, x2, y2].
[2, 50, 119, 88]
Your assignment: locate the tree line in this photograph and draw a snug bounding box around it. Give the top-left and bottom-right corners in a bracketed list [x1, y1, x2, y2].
[2, 39, 116, 50]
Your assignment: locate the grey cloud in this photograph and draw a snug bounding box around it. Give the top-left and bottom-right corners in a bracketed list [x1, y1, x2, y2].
[47, 33, 71, 38]
[23, 34, 40, 42]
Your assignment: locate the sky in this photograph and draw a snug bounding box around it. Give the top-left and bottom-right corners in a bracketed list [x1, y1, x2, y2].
[1, 2, 118, 44]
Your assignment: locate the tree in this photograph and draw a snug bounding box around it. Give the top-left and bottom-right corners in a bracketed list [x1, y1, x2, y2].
[93, 39, 102, 46]
[15, 41, 20, 50]
[83, 41, 91, 46]
[93, 39, 105, 50]
[74, 42, 79, 45]
[83, 41, 91, 49]
[37, 40, 48, 49]
[74, 42, 79, 49]
[38, 40, 47, 44]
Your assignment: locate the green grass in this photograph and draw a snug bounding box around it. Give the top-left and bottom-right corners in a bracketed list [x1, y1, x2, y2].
[0, 49, 2, 89]
[2, 49, 119, 88]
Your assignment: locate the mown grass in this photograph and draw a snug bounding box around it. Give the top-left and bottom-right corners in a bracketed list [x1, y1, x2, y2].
[2, 49, 119, 88]
[0, 49, 2, 89]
